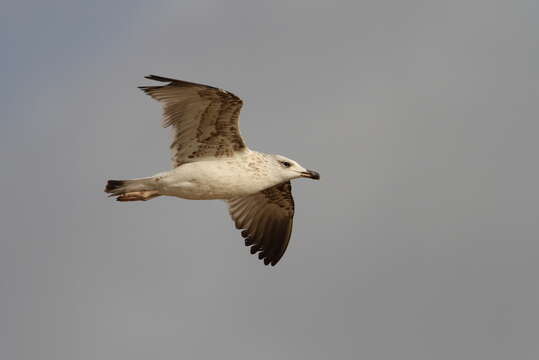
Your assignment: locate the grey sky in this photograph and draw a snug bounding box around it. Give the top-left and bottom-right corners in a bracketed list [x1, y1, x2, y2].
[2, 1, 538, 359]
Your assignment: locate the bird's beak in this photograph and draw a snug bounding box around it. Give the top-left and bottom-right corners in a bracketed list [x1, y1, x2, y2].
[301, 169, 320, 180]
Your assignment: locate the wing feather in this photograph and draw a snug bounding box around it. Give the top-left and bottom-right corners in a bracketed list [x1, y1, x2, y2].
[227, 182, 295, 266]
[139, 75, 247, 167]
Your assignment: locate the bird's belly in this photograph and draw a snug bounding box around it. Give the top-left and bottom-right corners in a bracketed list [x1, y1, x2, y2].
[168, 184, 224, 200]
[162, 180, 261, 200]
[158, 163, 271, 200]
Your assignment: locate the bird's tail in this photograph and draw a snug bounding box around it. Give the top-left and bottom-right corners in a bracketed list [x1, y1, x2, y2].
[105, 178, 160, 202]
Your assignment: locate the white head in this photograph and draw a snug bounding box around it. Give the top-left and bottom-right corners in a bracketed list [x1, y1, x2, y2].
[271, 154, 320, 182]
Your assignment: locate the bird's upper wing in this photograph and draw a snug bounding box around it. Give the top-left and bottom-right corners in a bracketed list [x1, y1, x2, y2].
[227, 181, 295, 266]
[139, 75, 247, 167]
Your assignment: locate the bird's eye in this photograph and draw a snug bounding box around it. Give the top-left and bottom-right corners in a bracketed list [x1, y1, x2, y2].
[281, 161, 292, 168]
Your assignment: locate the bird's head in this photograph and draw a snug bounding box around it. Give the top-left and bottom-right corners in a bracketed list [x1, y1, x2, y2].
[272, 154, 320, 181]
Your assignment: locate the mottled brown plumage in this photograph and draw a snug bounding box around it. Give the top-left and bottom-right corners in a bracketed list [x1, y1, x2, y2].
[139, 75, 246, 167]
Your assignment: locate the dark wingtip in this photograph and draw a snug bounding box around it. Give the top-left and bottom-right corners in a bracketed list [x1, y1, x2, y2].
[269, 256, 282, 267]
[145, 74, 172, 82]
[238, 226, 286, 267]
[138, 86, 155, 94]
[141, 75, 222, 91]
[139, 75, 177, 93]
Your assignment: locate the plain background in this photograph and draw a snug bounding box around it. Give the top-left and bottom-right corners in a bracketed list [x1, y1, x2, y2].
[2, 1, 538, 359]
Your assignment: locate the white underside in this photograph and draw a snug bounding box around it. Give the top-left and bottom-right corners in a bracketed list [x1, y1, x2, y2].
[150, 152, 285, 200]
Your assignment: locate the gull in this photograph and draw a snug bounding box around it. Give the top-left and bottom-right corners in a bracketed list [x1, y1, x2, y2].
[105, 75, 320, 266]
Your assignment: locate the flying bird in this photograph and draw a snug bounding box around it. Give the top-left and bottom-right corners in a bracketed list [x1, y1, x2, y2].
[105, 75, 320, 266]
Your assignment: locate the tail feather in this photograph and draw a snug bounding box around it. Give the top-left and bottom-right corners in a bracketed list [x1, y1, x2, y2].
[105, 180, 126, 193]
[105, 177, 159, 201]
